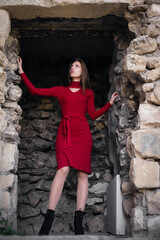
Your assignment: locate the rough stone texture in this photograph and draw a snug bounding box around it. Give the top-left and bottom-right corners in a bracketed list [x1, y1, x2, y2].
[131, 206, 146, 232]
[123, 197, 134, 216]
[147, 56, 160, 69]
[146, 190, 160, 215]
[0, 50, 8, 67]
[146, 91, 160, 105]
[124, 54, 146, 73]
[153, 82, 160, 103]
[0, 141, 19, 172]
[0, 9, 10, 50]
[130, 158, 159, 189]
[143, 67, 160, 83]
[131, 129, 160, 159]
[147, 215, 160, 233]
[0, 190, 10, 210]
[138, 103, 160, 128]
[0, 174, 14, 189]
[128, 36, 157, 55]
[87, 216, 104, 232]
[7, 84, 22, 102]
[142, 83, 154, 92]
[147, 4, 160, 18]
[0, 0, 130, 19]
[89, 182, 109, 194]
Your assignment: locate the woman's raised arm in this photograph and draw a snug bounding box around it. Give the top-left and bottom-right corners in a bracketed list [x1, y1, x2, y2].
[17, 57, 61, 98]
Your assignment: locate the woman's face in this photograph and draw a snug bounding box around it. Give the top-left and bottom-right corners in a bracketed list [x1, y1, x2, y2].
[70, 61, 82, 80]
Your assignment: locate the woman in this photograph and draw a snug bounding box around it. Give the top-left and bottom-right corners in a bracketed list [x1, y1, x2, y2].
[17, 56, 118, 235]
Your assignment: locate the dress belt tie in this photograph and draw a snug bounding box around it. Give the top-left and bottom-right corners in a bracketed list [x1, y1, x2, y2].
[62, 113, 84, 148]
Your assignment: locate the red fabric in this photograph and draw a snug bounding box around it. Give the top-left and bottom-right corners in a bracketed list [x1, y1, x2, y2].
[20, 72, 112, 173]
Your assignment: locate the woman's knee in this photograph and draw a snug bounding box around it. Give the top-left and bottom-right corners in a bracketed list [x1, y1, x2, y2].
[57, 166, 70, 178]
[77, 171, 88, 181]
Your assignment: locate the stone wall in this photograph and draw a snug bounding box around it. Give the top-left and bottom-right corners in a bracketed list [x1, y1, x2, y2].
[17, 58, 113, 234]
[0, 9, 22, 229]
[123, 0, 160, 236]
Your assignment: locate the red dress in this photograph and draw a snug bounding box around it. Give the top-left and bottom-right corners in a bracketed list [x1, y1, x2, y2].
[20, 73, 112, 173]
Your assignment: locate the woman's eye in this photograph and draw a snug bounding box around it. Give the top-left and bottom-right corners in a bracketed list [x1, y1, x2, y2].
[76, 65, 79, 68]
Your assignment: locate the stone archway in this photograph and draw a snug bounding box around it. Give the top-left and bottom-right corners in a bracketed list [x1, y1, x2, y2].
[0, 0, 160, 238]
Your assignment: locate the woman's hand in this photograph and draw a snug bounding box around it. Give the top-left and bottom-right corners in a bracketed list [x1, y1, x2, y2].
[109, 92, 119, 105]
[17, 56, 24, 74]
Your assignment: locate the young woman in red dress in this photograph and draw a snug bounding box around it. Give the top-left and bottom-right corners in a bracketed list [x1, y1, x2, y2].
[17, 56, 118, 235]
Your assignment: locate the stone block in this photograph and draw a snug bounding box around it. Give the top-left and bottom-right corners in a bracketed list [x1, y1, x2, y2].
[131, 129, 160, 159]
[146, 189, 160, 214]
[147, 215, 160, 233]
[86, 197, 103, 206]
[0, 70, 7, 96]
[0, 107, 8, 135]
[7, 84, 22, 102]
[153, 82, 160, 103]
[0, 9, 10, 50]
[138, 103, 160, 128]
[147, 4, 160, 18]
[147, 56, 160, 69]
[124, 54, 146, 73]
[131, 206, 146, 232]
[87, 216, 104, 232]
[146, 91, 160, 105]
[144, 67, 160, 82]
[89, 182, 108, 194]
[121, 181, 134, 195]
[2, 101, 22, 116]
[122, 197, 134, 216]
[142, 83, 154, 92]
[128, 36, 157, 55]
[0, 174, 14, 189]
[0, 141, 18, 172]
[19, 205, 40, 219]
[0, 190, 10, 209]
[0, 50, 8, 68]
[145, 18, 160, 38]
[130, 158, 159, 189]
[157, 35, 160, 47]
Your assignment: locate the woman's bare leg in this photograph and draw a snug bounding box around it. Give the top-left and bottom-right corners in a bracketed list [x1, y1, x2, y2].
[76, 171, 88, 211]
[48, 166, 70, 210]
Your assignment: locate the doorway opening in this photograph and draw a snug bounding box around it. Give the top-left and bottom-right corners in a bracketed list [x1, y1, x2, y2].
[11, 16, 132, 235]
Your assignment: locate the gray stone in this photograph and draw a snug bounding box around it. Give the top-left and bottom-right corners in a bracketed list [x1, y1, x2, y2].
[146, 189, 160, 214]
[147, 215, 160, 233]
[123, 197, 134, 216]
[89, 182, 109, 194]
[86, 197, 103, 206]
[87, 216, 104, 232]
[145, 18, 160, 38]
[131, 206, 146, 232]
[28, 191, 41, 207]
[131, 129, 160, 159]
[19, 205, 40, 219]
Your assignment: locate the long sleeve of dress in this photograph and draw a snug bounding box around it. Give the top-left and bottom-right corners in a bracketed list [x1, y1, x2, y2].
[87, 90, 112, 120]
[20, 72, 60, 98]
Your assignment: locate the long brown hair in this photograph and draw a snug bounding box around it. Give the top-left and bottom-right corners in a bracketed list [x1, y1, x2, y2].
[68, 58, 91, 94]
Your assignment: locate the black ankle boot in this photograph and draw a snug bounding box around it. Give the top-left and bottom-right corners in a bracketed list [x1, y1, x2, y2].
[74, 210, 84, 235]
[39, 209, 55, 235]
